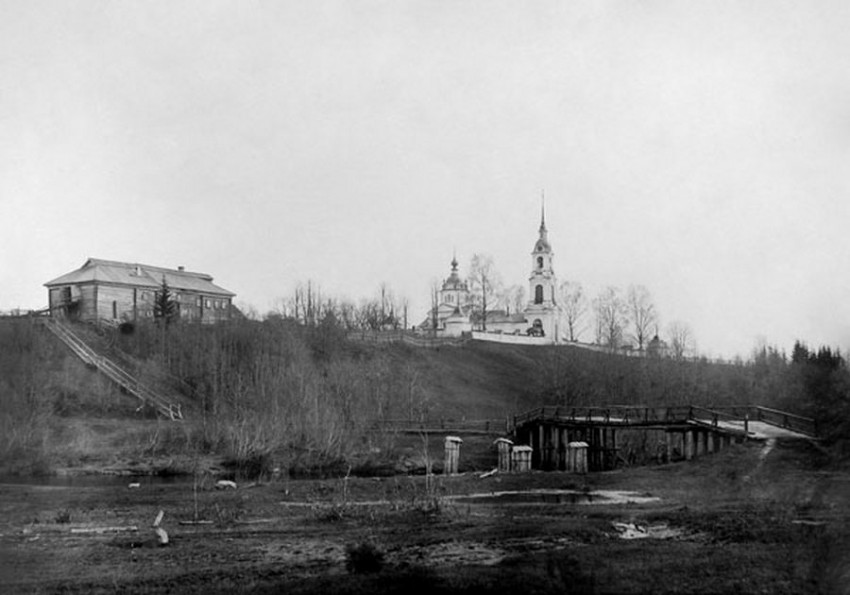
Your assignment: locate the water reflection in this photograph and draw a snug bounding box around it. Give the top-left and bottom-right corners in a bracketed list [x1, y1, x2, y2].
[0, 474, 186, 488]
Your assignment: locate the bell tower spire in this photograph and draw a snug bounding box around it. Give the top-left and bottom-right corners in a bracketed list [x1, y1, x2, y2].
[540, 190, 546, 232]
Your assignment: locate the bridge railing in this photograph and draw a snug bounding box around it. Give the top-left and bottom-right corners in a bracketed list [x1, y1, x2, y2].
[752, 406, 817, 437]
[687, 406, 744, 428]
[512, 405, 697, 430]
[708, 406, 817, 437]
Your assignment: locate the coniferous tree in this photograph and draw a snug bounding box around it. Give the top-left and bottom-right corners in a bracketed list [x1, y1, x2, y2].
[154, 277, 179, 326]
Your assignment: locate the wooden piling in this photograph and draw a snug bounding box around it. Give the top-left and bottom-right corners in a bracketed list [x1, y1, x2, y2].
[494, 438, 513, 472]
[558, 428, 568, 470]
[443, 436, 462, 475]
[567, 441, 589, 474]
[511, 445, 533, 472]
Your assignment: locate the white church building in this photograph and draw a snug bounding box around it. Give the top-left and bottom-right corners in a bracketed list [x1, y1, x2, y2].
[424, 206, 561, 343]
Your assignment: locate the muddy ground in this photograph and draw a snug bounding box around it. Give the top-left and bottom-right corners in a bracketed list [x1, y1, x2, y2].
[1, 438, 849, 594]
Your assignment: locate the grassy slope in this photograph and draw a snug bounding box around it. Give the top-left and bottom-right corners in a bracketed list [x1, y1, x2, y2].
[381, 341, 550, 420]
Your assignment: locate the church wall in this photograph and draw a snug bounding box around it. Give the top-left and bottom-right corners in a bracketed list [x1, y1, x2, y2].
[471, 331, 553, 345]
[483, 320, 528, 335]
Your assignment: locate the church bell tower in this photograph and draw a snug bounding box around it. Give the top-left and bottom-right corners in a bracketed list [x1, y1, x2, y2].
[524, 197, 559, 340]
[527, 201, 557, 308]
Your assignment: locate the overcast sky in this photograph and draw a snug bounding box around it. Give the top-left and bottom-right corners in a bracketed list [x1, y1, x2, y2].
[2, 1, 849, 359]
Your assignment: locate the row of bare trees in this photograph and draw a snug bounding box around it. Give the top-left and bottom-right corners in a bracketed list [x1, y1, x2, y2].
[270, 281, 410, 331]
[561, 281, 696, 357]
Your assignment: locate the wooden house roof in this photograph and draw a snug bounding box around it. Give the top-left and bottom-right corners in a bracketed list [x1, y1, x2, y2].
[45, 258, 235, 297]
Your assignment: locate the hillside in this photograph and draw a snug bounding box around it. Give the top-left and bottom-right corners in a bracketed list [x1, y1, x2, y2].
[370, 340, 549, 419]
[0, 317, 836, 477]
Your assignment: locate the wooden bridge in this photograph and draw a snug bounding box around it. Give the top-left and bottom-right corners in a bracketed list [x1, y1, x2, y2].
[41, 318, 184, 420]
[511, 405, 816, 472]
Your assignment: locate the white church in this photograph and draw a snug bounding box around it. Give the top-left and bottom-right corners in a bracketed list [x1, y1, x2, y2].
[424, 206, 561, 343]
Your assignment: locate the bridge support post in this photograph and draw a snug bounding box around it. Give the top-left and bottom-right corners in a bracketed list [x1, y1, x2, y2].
[558, 428, 568, 470]
[567, 441, 588, 474]
[534, 425, 544, 469]
[707, 432, 716, 454]
[495, 438, 513, 472]
[590, 428, 600, 471]
[443, 436, 462, 475]
[601, 428, 609, 470]
[550, 426, 559, 470]
[511, 446, 533, 472]
[685, 431, 694, 460]
[611, 429, 618, 468]
[665, 432, 673, 463]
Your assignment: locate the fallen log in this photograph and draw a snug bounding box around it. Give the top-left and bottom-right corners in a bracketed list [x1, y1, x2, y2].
[152, 510, 168, 546]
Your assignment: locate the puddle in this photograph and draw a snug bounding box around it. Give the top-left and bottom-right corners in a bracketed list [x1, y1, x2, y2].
[449, 489, 660, 506]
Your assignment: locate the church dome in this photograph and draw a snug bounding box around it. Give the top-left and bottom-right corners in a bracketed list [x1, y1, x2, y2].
[441, 255, 468, 291]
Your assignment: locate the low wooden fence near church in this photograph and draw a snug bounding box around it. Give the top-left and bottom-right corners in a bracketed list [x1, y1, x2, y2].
[348, 330, 468, 348]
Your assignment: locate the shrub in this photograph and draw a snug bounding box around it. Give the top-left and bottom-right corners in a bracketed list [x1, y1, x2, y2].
[345, 541, 385, 574]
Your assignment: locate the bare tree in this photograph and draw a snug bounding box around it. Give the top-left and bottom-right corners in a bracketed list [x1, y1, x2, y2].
[627, 284, 658, 352]
[667, 320, 696, 360]
[380, 282, 389, 328]
[429, 279, 440, 333]
[356, 297, 381, 330]
[593, 286, 628, 350]
[499, 284, 526, 315]
[400, 296, 409, 330]
[559, 281, 588, 342]
[338, 299, 357, 330]
[468, 253, 502, 331]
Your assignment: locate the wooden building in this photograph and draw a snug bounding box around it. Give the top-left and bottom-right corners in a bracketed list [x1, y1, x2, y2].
[45, 258, 236, 324]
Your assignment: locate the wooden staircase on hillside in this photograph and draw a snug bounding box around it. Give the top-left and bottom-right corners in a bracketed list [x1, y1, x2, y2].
[42, 318, 183, 420]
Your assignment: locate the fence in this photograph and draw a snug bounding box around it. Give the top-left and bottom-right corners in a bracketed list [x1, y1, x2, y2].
[347, 330, 467, 348]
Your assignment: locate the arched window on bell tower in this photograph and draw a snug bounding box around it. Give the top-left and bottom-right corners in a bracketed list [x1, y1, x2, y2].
[534, 285, 544, 304]
[537, 256, 544, 269]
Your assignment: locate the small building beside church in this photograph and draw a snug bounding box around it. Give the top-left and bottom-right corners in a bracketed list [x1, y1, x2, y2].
[423, 206, 562, 342]
[45, 258, 236, 324]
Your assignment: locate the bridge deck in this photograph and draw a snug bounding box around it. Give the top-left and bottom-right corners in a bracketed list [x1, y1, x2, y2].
[512, 405, 817, 439]
[706, 419, 814, 440]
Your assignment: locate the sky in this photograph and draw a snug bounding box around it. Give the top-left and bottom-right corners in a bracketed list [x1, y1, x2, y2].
[2, 0, 849, 359]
